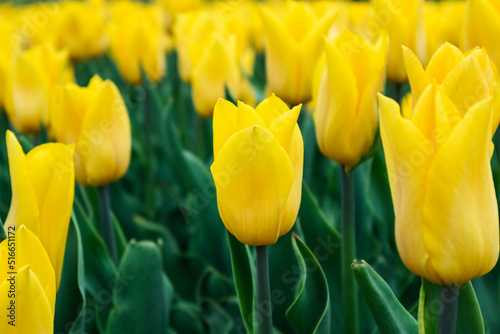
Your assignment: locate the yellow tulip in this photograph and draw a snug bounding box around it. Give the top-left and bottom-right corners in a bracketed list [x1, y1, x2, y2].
[211, 95, 303, 246]
[373, 0, 426, 83]
[51, 75, 131, 186]
[0, 226, 56, 315]
[0, 266, 54, 333]
[314, 29, 388, 170]
[403, 42, 500, 135]
[108, 2, 167, 84]
[379, 85, 499, 285]
[50, 0, 108, 59]
[464, 0, 500, 69]
[3, 130, 74, 289]
[260, 1, 336, 105]
[3, 43, 73, 134]
[424, 1, 466, 63]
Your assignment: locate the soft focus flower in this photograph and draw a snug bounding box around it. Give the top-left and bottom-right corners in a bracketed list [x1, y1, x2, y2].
[51, 75, 131, 186]
[108, 1, 168, 84]
[403, 42, 500, 135]
[379, 85, 499, 285]
[373, 0, 426, 83]
[260, 1, 336, 105]
[3, 43, 73, 134]
[3, 130, 74, 289]
[49, 0, 108, 59]
[424, 1, 465, 63]
[464, 0, 500, 69]
[315, 29, 388, 170]
[211, 95, 303, 246]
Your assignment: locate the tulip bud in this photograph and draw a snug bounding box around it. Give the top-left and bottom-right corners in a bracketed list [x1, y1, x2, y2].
[51, 75, 131, 186]
[210, 95, 303, 246]
[464, 0, 500, 69]
[3, 130, 74, 289]
[379, 85, 499, 285]
[373, 0, 426, 83]
[403, 42, 500, 136]
[3, 43, 73, 134]
[260, 2, 336, 105]
[314, 29, 388, 170]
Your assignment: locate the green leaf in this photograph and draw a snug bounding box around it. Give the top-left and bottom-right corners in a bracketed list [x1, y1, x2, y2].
[0, 217, 6, 243]
[54, 214, 87, 334]
[297, 182, 342, 328]
[286, 234, 330, 334]
[201, 299, 234, 334]
[170, 302, 205, 334]
[106, 240, 173, 334]
[418, 279, 484, 334]
[226, 231, 255, 334]
[352, 260, 418, 334]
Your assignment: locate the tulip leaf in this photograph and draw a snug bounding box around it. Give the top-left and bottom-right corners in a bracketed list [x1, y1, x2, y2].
[226, 230, 255, 334]
[297, 181, 342, 328]
[106, 240, 173, 334]
[201, 299, 234, 334]
[111, 213, 127, 261]
[418, 278, 484, 334]
[170, 302, 205, 334]
[0, 218, 5, 243]
[286, 233, 330, 334]
[54, 213, 87, 334]
[352, 260, 418, 334]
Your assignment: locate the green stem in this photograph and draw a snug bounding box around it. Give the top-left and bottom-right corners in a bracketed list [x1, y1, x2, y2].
[438, 285, 460, 334]
[256, 245, 272, 334]
[341, 167, 358, 334]
[98, 186, 117, 263]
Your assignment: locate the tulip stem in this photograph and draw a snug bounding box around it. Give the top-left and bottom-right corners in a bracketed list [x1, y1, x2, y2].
[256, 245, 273, 334]
[98, 186, 118, 264]
[341, 167, 358, 334]
[438, 285, 460, 334]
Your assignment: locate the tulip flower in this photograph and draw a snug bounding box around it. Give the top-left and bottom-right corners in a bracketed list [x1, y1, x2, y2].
[0, 226, 56, 315]
[260, 1, 336, 105]
[424, 1, 465, 64]
[464, 0, 500, 69]
[373, 0, 426, 83]
[3, 43, 73, 134]
[403, 42, 500, 135]
[50, 75, 131, 186]
[108, 2, 168, 85]
[379, 84, 499, 285]
[211, 94, 303, 246]
[3, 130, 74, 289]
[314, 29, 388, 170]
[50, 0, 108, 59]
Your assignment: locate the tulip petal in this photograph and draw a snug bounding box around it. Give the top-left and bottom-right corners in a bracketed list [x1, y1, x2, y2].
[213, 99, 237, 159]
[425, 42, 464, 84]
[269, 104, 301, 153]
[403, 45, 430, 104]
[422, 97, 498, 285]
[236, 101, 266, 131]
[378, 93, 432, 279]
[0, 226, 56, 314]
[255, 94, 290, 125]
[25, 143, 74, 289]
[211, 126, 295, 246]
[0, 266, 54, 333]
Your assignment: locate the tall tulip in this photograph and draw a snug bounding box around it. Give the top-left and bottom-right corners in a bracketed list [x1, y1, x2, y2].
[373, 0, 426, 83]
[50, 75, 131, 186]
[379, 84, 499, 286]
[3, 130, 74, 289]
[464, 0, 500, 69]
[211, 94, 303, 246]
[403, 42, 500, 135]
[260, 1, 336, 105]
[314, 29, 388, 170]
[3, 43, 73, 134]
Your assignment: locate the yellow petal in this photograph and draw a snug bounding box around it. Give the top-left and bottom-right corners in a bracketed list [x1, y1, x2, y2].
[213, 99, 237, 159]
[378, 93, 432, 279]
[211, 126, 295, 246]
[25, 142, 74, 289]
[0, 226, 56, 314]
[269, 104, 302, 154]
[255, 93, 290, 125]
[425, 42, 464, 84]
[236, 101, 266, 131]
[422, 97, 498, 285]
[403, 45, 430, 104]
[0, 266, 54, 333]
